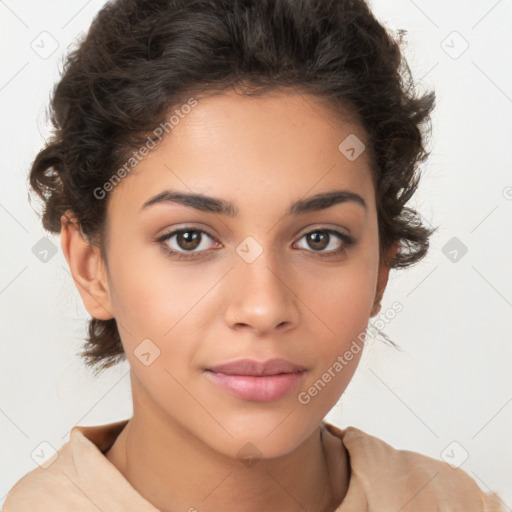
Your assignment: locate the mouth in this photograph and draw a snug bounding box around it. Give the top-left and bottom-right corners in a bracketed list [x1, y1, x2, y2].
[204, 358, 308, 402]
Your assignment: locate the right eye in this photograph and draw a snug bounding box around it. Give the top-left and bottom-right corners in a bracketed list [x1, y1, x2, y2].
[156, 227, 221, 260]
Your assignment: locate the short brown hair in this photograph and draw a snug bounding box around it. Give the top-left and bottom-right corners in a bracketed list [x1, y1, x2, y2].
[29, 0, 436, 375]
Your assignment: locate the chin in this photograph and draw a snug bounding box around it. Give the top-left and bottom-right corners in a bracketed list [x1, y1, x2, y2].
[197, 408, 320, 460]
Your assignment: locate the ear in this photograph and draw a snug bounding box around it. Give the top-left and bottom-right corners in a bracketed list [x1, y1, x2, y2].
[370, 241, 400, 318]
[60, 212, 114, 320]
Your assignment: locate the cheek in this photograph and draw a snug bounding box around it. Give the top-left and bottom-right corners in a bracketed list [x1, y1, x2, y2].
[107, 257, 212, 408]
[295, 251, 377, 407]
[106, 235, 211, 333]
[300, 253, 378, 341]
[296, 293, 370, 422]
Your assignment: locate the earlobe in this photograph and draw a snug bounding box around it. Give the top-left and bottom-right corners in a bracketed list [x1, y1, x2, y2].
[60, 212, 114, 320]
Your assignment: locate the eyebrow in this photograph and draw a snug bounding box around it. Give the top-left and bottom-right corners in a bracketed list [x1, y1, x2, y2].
[140, 188, 367, 216]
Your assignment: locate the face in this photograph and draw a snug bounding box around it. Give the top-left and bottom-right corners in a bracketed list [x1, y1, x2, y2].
[88, 89, 390, 458]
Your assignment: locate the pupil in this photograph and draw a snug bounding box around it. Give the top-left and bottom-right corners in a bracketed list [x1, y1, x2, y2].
[309, 231, 328, 250]
[179, 231, 200, 250]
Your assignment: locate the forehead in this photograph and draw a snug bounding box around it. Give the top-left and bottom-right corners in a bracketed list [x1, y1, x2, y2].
[106, 89, 374, 219]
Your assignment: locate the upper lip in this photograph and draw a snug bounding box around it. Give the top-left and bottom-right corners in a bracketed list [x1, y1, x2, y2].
[206, 358, 307, 376]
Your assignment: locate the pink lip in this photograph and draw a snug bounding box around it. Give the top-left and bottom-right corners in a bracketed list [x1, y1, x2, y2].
[205, 358, 307, 402]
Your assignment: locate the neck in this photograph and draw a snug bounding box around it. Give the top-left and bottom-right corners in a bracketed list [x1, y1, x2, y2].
[106, 413, 349, 512]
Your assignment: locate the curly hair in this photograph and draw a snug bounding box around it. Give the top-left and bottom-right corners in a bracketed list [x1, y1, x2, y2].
[28, 0, 436, 375]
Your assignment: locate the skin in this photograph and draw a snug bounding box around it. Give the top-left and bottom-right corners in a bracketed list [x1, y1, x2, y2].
[60, 88, 398, 512]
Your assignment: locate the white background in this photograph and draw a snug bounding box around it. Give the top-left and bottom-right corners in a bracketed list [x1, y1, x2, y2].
[1, 0, 511, 507]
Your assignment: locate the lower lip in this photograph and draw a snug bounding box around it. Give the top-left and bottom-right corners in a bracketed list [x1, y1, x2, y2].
[205, 370, 306, 402]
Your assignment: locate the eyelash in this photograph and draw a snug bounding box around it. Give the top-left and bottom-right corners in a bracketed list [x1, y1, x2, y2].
[156, 226, 355, 261]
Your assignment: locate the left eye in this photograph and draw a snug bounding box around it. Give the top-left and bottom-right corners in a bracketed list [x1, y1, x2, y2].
[294, 229, 352, 255]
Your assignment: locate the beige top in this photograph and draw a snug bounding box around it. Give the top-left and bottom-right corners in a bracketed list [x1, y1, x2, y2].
[3, 419, 504, 512]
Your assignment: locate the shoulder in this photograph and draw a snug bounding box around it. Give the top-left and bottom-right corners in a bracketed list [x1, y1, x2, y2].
[3, 420, 131, 512]
[3, 434, 87, 512]
[323, 422, 504, 512]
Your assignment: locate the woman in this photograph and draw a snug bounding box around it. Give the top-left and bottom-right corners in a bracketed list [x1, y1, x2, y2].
[3, 0, 503, 510]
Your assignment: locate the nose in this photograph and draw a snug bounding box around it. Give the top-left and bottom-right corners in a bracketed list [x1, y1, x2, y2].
[223, 247, 300, 336]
